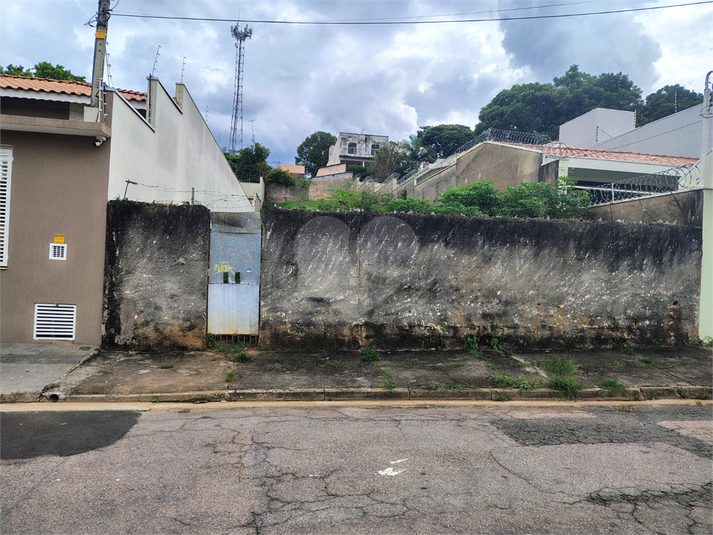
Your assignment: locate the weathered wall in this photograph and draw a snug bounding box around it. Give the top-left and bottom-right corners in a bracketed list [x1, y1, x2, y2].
[260, 209, 702, 350]
[590, 190, 704, 227]
[265, 183, 309, 203]
[103, 201, 210, 350]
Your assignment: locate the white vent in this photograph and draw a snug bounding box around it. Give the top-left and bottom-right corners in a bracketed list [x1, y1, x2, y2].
[33, 303, 76, 340]
[49, 243, 67, 260]
[0, 148, 12, 268]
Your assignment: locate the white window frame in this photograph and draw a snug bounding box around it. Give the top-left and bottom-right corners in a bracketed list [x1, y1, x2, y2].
[0, 147, 12, 268]
[49, 243, 67, 260]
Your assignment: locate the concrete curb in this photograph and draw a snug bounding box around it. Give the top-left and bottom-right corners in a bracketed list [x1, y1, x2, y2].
[3, 385, 709, 404]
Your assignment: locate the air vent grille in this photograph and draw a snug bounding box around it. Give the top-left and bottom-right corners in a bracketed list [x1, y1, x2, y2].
[33, 303, 76, 340]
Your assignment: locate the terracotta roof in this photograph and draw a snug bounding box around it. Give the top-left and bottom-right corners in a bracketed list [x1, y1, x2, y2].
[498, 141, 698, 167]
[0, 74, 146, 101]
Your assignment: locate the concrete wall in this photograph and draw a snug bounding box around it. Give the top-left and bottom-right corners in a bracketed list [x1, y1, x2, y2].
[595, 105, 702, 158]
[590, 190, 704, 227]
[106, 81, 252, 212]
[265, 183, 310, 203]
[103, 201, 210, 350]
[239, 179, 265, 211]
[559, 108, 635, 148]
[392, 142, 549, 201]
[260, 209, 702, 350]
[0, 131, 110, 344]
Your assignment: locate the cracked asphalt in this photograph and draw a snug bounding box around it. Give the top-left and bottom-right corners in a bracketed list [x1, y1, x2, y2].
[1, 403, 711, 534]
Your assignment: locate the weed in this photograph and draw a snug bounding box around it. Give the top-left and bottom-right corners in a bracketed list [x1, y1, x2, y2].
[599, 378, 627, 394]
[445, 362, 465, 368]
[638, 357, 654, 366]
[696, 400, 704, 406]
[620, 347, 635, 355]
[697, 388, 712, 400]
[494, 374, 539, 390]
[605, 361, 620, 369]
[159, 364, 174, 369]
[374, 363, 396, 391]
[494, 394, 512, 402]
[616, 404, 633, 412]
[211, 357, 217, 361]
[225, 369, 236, 383]
[541, 356, 577, 376]
[465, 336, 484, 359]
[519, 361, 533, 368]
[377, 378, 397, 391]
[232, 351, 253, 363]
[490, 335, 506, 351]
[360, 348, 381, 363]
[486, 363, 498, 372]
[547, 377, 582, 399]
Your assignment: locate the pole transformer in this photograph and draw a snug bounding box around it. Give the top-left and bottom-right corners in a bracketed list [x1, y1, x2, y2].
[90, 0, 111, 109]
[229, 23, 252, 153]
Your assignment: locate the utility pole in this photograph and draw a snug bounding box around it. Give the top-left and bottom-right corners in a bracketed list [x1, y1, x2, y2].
[90, 0, 111, 110]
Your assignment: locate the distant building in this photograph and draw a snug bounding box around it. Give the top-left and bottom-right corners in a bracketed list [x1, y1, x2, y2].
[326, 132, 388, 167]
[559, 108, 635, 149]
[277, 163, 305, 178]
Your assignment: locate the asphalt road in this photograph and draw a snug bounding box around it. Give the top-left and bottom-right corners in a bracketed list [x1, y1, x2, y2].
[1, 402, 711, 534]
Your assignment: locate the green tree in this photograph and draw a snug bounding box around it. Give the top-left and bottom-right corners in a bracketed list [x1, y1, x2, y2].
[439, 181, 500, 216]
[401, 134, 435, 169]
[1, 62, 85, 81]
[639, 85, 703, 124]
[295, 131, 337, 177]
[264, 168, 296, 185]
[367, 141, 409, 180]
[418, 124, 475, 159]
[224, 143, 270, 183]
[476, 65, 643, 139]
[346, 164, 370, 179]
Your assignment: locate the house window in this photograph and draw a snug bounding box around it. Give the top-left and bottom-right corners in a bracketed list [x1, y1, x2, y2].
[371, 144, 380, 155]
[347, 142, 357, 155]
[0, 148, 12, 268]
[33, 303, 77, 341]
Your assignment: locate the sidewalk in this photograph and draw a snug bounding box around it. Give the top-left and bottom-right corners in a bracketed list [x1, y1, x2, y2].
[1, 343, 711, 404]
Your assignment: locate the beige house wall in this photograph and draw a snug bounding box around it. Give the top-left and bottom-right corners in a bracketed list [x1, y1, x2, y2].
[590, 189, 704, 227]
[0, 131, 110, 344]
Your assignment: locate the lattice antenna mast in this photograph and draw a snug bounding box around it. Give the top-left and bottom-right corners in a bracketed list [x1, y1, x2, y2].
[229, 22, 252, 153]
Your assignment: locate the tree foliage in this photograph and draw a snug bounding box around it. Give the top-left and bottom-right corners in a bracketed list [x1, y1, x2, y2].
[367, 141, 410, 180]
[418, 124, 476, 159]
[224, 143, 270, 183]
[264, 168, 297, 185]
[0, 62, 86, 81]
[402, 134, 435, 167]
[476, 65, 642, 139]
[295, 131, 337, 177]
[346, 164, 370, 179]
[639, 85, 703, 125]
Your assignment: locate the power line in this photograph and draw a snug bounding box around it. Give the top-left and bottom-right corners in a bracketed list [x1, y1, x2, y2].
[112, 1, 712, 25]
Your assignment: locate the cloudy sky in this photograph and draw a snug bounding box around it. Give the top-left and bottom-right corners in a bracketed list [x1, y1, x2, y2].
[1, 0, 710, 166]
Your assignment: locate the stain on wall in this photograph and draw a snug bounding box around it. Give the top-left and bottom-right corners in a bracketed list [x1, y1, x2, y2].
[260, 208, 702, 350]
[103, 201, 210, 350]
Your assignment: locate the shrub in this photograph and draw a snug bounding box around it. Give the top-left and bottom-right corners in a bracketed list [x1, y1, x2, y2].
[265, 167, 297, 185]
[541, 356, 577, 376]
[599, 378, 627, 393]
[548, 377, 582, 399]
[360, 348, 381, 363]
[439, 181, 500, 215]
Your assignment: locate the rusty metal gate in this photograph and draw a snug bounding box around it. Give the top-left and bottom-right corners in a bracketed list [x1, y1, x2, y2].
[207, 212, 261, 336]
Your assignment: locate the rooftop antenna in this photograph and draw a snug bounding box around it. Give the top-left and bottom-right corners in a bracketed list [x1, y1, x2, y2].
[151, 44, 161, 77]
[229, 20, 252, 153]
[105, 48, 114, 87]
[180, 57, 186, 83]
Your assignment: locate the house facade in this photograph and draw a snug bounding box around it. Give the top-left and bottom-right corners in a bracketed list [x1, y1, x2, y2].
[0, 74, 251, 344]
[326, 132, 389, 167]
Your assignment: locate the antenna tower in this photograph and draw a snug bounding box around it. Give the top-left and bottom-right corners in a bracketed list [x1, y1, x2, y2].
[229, 22, 252, 153]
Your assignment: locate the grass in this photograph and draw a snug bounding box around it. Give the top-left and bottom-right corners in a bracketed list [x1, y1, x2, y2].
[540, 356, 577, 376]
[547, 377, 582, 399]
[225, 369, 236, 383]
[494, 374, 540, 390]
[605, 361, 620, 369]
[232, 351, 253, 363]
[159, 364, 174, 369]
[599, 378, 627, 394]
[620, 347, 636, 355]
[210, 337, 252, 363]
[638, 357, 654, 366]
[616, 404, 634, 412]
[360, 348, 381, 363]
[441, 381, 468, 390]
[373, 362, 397, 391]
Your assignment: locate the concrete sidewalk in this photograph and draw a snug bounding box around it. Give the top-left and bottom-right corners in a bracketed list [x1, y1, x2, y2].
[0, 343, 99, 402]
[1, 343, 711, 404]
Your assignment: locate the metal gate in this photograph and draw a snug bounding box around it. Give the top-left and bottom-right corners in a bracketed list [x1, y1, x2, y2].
[207, 212, 261, 336]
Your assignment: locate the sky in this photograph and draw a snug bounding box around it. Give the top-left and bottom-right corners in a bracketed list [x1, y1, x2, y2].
[1, 0, 710, 166]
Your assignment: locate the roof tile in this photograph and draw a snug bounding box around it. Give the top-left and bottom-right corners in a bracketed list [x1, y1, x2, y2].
[0, 74, 146, 101]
